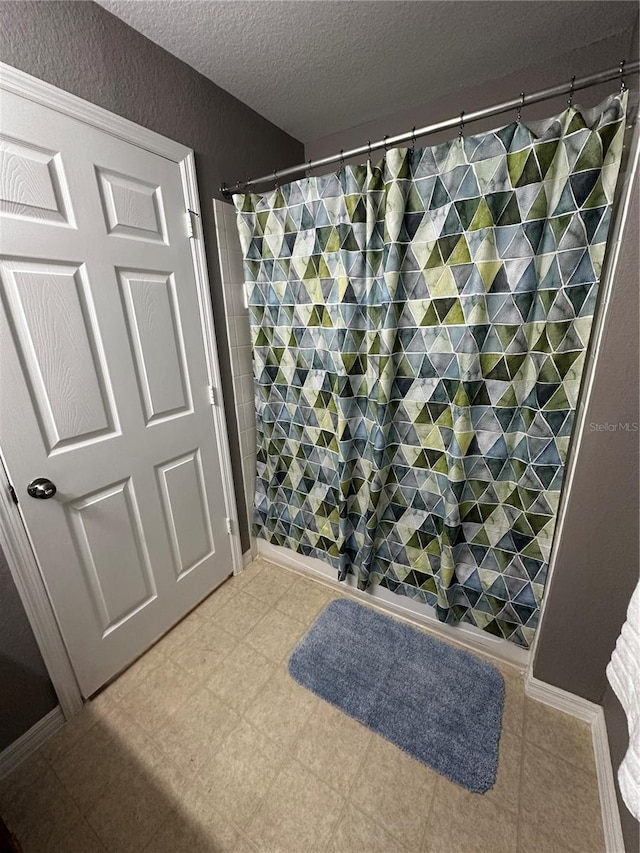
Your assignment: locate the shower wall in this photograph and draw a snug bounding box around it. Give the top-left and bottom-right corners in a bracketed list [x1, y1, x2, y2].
[214, 199, 258, 561]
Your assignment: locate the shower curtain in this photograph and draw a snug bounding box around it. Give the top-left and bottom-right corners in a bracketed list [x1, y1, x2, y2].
[234, 92, 627, 648]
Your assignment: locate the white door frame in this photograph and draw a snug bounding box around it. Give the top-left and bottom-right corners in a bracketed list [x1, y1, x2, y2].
[0, 62, 243, 720]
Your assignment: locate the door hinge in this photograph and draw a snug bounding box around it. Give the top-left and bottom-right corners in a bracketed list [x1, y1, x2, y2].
[208, 385, 217, 405]
[8, 484, 18, 506]
[186, 208, 199, 239]
[225, 518, 232, 535]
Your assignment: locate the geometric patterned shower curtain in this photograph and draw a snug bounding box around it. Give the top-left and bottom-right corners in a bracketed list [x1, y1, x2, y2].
[234, 92, 627, 648]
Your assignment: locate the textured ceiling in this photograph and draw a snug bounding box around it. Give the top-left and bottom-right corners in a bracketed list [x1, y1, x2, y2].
[96, 0, 637, 143]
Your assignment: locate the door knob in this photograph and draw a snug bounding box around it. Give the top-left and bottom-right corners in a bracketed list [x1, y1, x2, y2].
[27, 478, 57, 499]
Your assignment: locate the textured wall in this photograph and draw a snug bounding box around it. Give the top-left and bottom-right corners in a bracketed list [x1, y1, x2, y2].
[0, 0, 304, 552]
[0, 0, 302, 751]
[0, 546, 58, 752]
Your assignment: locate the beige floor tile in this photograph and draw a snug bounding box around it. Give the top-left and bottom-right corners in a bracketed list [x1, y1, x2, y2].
[54, 819, 107, 853]
[155, 684, 240, 777]
[524, 697, 595, 772]
[423, 778, 518, 853]
[245, 608, 306, 663]
[213, 592, 273, 638]
[293, 700, 372, 796]
[167, 619, 239, 683]
[244, 666, 322, 750]
[0, 754, 83, 852]
[116, 658, 197, 733]
[520, 741, 604, 853]
[349, 735, 437, 849]
[195, 577, 239, 619]
[99, 643, 167, 705]
[328, 803, 412, 853]
[246, 757, 344, 852]
[228, 558, 268, 591]
[517, 819, 584, 853]
[500, 666, 526, 737]
[153, 608, 205, 658]
[206, 642, 276, 714]
[86, 762, 171, 853]
[39, 705, 102, 766]
[201, 720, 286, 827]
[274, 576, 335, 625]
[241, 562, 297, 606]
[52, 723, 131, 814]
[142, 804, 248, 853]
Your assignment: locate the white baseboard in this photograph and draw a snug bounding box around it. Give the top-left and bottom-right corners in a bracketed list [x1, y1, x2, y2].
[0, 706, 65, 781]
[524, 671, 600, 723]
[524, 672, 625, 853]
[258, 539, 529, 669]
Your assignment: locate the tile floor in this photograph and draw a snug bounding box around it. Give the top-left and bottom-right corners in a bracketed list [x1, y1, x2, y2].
[0, 559, 605, 853]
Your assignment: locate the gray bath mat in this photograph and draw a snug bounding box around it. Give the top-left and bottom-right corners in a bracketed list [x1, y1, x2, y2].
[288, 598, 504, 792]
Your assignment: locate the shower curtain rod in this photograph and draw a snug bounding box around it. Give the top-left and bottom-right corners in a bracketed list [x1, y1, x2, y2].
[221, 59, 638, 198]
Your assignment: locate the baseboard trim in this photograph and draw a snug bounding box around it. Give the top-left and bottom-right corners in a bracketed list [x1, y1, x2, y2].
[258, 539, 528, 669]
[592, 708, 627, 853]
[524, 671, 600, 723]
[524, 672, 625, 853]
[0, 707, 65, 781]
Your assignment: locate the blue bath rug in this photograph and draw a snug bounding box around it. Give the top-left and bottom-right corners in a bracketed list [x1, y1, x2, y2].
[288, 598, 504, 792]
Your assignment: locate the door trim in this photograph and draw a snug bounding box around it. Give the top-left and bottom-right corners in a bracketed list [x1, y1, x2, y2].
[0, 62, 243, 719]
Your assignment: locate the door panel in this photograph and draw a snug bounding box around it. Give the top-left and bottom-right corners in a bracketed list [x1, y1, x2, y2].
[117, 269, 192, 424]
[0, 89, 234, 696]
[66, 478, 157, 633]
[1, 259, 118, 451]
[156, 450, 215, 579]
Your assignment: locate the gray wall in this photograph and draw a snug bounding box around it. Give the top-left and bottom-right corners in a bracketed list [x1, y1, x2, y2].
[0, 0, 302, 750]
[0, 546, 58, 752]
[0, 0, 303, 556]
[306, 28, 640, 850]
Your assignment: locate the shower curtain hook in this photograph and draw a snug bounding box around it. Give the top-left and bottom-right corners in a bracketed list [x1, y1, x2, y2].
[305, 159, 312, 178]
[567, 75, 576, 107]
[410, 126, 416, 152]
[273, 169, 279, 189]
[619, 59, 627, 93]
[367, 140, 372, 163]
[383, 135, 389, 154]
[339, 149, 345, 169]
[458, 111, 465, 140]
[516, 92, 525, 123]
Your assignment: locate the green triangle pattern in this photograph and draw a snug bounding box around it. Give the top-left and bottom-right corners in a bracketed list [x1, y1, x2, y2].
[234, 93, 627, 649]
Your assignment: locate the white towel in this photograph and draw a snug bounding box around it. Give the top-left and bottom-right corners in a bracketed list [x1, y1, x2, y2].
[606, 577, 640, 822]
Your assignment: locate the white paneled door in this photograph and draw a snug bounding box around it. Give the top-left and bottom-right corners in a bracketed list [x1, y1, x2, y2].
[0, 88, 235, 697]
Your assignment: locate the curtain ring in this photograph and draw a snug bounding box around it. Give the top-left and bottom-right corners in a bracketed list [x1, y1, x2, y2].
[339, 149, 345, 169]
[619, 59, 627, 93]
[273, 169, 279, 189]
[458, 111, 465, 140]
[367, 140, 372, 163]
[410, 126, 416, 152]
[383, 135, 389, 153]
[567, 75, 576, 107]
[516, 92, 525, 123]
[305, 159, 312, 178]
